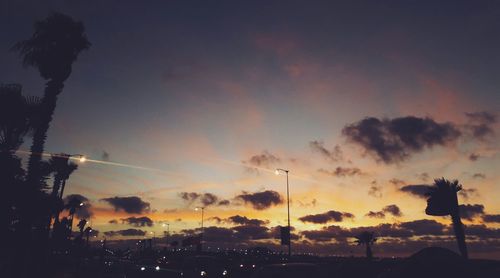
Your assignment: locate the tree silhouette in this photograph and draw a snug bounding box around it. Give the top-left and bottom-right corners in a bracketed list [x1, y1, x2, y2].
[0, 84, 41, 240]
[425, 178, 468, 259]
[47, 154, 78, 227]
[354, 231, 377, 259]
[12, 12, 90, 192]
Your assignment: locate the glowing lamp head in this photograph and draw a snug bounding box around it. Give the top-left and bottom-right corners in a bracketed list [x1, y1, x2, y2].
[79, 202, 84, 207]
[78, 156, 86, 163]
[275, 169, 280, 175]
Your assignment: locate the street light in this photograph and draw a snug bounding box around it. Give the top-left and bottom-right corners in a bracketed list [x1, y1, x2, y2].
[195, 207, 205, 251]
[275, 168, 291, 257]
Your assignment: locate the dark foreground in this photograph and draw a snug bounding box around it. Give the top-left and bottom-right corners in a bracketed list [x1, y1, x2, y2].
[6, 247, 498, 278]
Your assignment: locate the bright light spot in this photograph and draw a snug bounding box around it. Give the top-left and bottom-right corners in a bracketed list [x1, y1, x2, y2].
[239, 264, 243, 268]
[252, 264, 256, 268]
[140, 267, 145, 271]
[79, 156, 86, 163]
[200, 270, 206, 276]
[222, 270, 228, 276]
[79, 203, 84, 207]
[155, 266, 160, 271]
[275, 169, 280, 175]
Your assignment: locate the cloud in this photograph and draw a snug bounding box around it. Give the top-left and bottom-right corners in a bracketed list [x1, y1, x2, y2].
[218, 200, 230, 206]
[121, 216, 154, 227]
[200, 193, 219, 206]
[299, 210, 355, 224]
[458, 188, 479, 199]
[469, 153, 480, 161]
[104, 229, 146, 237]
[389, 178, 406, 187]
[459, 204, 485, 221]
[482, 215, 500, 223]
[243, 151, 280, 168]
[472, 173, 486, 179]
[226, 215, 269, 226]
[399, 184, 431, 199]
[101, 196, 150, 214]
[465, 111, 497, 139]
[64, 194, 93, 219]
[179, 192, 228, 207]
[398, 219, 446, 235]
[318, 167, 364, 177]
[417, 172, 430, 182]
[342, 116, 461, 164]
[179, 192, 201, 205]
[109, 219, 118, 224]
[464, 224, 500, 239]
[366, 205, 402, 218]
[383, 205, 403, 217]
[366, 211, 385, 218]
[237, 190, 283, 210]
[309, 141, 343, 162]
[232, 225, 270, 240]
[302, 219, 447, 242]
[368, 185, 382, 198]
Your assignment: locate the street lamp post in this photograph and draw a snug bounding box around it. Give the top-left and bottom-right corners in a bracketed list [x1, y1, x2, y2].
[275, 168, 291, 257]
[195, 207, 205, 251]
[162, 223, 170, 247]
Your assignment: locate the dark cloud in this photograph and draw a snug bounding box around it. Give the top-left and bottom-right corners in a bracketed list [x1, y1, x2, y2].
[309, 140, 343, 162]
[458, 188, 479, 199]
[459, 204, 485, 221]
[109, 219, 118, 224]
[302, 219, 447, 243]
[482, 215, 500, 223]
[226, 215, 269, 226]
[237, 190, 283, 210]
[366, 211, 385, 218]
[399, 184, 431, 199]
[318, 166, 364, 177]
[383, 204, 402, 217]
[179, 192, 201, 205]
[465, 224, 500, 239]
[200, 193, 218, 206]
[299, 210, 355, 224]
[101, 196, 150, 214]
[342, 116, 461, 164]
[417, 172, 430, 182]
[233, 225, 269, 240]
[465, 111, 497, 139]
[472, 173, 486, 179]
[389, 178, 406, 187]
[104, 229, 146, 237]
[368, 185, 382, 198]
[365, 205, 402, 219]
[64, 194, 93, 219]
[398, 219, 446, 236]
[469, 153, 480, 161]
[179, 192, 227, 207]
[243, 151, 280, 168]
[121, 216, 154, 227]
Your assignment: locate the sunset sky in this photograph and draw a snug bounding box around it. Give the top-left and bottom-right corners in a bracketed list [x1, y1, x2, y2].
[1, 0, 499, 258]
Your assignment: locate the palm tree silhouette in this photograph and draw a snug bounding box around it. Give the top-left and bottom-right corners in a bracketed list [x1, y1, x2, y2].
[425, 178, 468, 259]
[13, 12, 90, 191]
[65, 197, 84, 234]
[354, 231, 377, 259]
[0, 84, 41, 234]
[47, 154, 78, 227]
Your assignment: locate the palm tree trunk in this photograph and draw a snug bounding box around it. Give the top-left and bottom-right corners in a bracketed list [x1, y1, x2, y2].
[26, 80, 64, 189]
[366, 244, 373, 260]
[451, 211, 468, 259]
